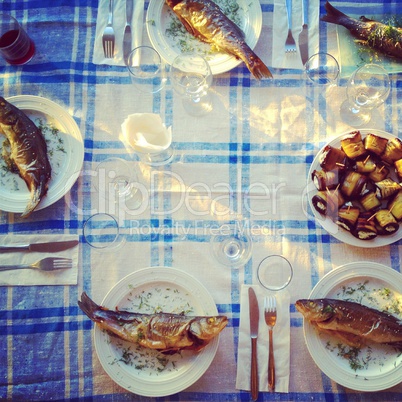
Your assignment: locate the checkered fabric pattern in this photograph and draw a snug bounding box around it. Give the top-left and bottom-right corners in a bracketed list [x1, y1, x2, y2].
[1, 0, 401, 400]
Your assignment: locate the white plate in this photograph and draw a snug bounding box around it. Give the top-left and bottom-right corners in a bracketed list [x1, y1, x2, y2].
[146, 0, 262, 75]
[304, 261, 402, 391]
[0, 95, 84, 214]
[94, 267, 222, 397]
[307, 128, 402, 248]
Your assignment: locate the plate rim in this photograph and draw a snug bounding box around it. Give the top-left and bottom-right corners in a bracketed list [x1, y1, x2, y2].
[304, 261, 402, 391]
[0, 95, 84, 214]
[307, 128, 402, 248]
[146, 0, 262, 75]
[93, 266, 221, 397]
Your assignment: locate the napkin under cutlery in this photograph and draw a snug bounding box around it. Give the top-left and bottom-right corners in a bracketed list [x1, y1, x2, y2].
[93, 0, 144, 66]
[271, 0, 319, 69]
[0, 234, 79, 286]
[236, 284, 290, 393]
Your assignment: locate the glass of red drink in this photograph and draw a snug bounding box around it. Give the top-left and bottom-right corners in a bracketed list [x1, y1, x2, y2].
[0, 13, 35, 65]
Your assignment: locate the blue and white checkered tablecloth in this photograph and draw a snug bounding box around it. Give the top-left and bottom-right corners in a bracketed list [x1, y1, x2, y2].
[1, 0, 402, 400]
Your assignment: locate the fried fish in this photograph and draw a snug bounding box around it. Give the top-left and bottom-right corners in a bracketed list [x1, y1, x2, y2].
[296, 298, 402, 349]
[0, 97, 51, 218]
[78, 292, 228, 353]
[166, 0, 273, 79]
[321, 1, 402, 59]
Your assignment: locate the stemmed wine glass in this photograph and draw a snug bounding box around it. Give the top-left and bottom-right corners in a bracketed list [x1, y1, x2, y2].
[210, 221, 252, 268]
[93, 157, 142, 210]
[340, 63, 390, 127]
[170, 53, 213, 116]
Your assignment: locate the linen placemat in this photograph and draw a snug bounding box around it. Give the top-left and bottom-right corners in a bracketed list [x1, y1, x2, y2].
[93, 0, 144, 65]
[271, 0, 320, 69]
[0, 234, 79, 286]
[236, 284, 290, 393]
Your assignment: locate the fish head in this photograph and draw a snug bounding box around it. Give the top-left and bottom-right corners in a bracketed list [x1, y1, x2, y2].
[295, 299, 335, 322]
[189, 315, 228, 340]
[0, 97, 16, 126]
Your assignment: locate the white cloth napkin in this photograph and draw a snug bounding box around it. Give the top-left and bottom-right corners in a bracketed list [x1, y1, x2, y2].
[236, 285, 290, 393]
[121, 113, 172, 153]
[271, 0, 320, 69]
[93, 0, 144, 66]
[0, 234, 79, 286]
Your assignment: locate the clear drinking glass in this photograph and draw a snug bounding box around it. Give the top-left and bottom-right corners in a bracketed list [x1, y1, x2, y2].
[257, 255, 293, 291]
[170, 53, 213, 116]
[127, 46, 167, 94]
[83, 213, 124, 250]
[0, 13, 35, 65]
[210, 223, 252, 268]
[340, 63, 390, 127]
[93, 158, 142, 210]
[304, 52, 340, 87]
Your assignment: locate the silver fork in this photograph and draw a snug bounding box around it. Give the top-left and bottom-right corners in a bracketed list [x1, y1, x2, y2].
[102, 0, 115, 58]
[0, 257, 73, 272]
[264, 296, 277, 392]
[285, 0, 297, 53]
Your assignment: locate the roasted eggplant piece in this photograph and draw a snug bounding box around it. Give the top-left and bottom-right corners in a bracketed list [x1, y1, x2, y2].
[319, 145, 348, 171]
[364, 133, 388, 156]
[340, 171, 368, 198]
[354, 212, 378, 240]
[374, 209, 399, 235]
[375, 178, 401, 200]
[311, 169, 340, 191]
[388, 191, 402, 221]
[355, 155, 376, 174]
[394, 159, 402, 180]
[335, 205, 360, 232]
[382, 138, 402, 165]
[368, 164, 389, 182]
[340, 131, 366, 159]
[360, 191, 381, 212]
[312, 189, 345, 217]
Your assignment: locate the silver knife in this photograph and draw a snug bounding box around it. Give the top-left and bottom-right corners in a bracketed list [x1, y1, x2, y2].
[123, 0, 134, 66]
[248, 287, 259, 401]
[299, 0, 309, 65]
[0, 240, 79, 253]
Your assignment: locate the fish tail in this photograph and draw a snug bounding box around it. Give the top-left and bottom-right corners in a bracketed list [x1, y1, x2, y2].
[21, 178, 48, 218]
[321, 1, 359, 31]
[78, 292, 101, 321]
[78, 292, 141, 324]
[237, 42, 273, 79]
[321, 1, 349, 24]
[248, 56, 273, 80]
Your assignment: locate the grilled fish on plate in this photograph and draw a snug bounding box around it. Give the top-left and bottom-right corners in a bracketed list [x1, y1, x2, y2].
[296, 298, 402, 349]
[78, 292, 228, 353]
[321, 1, 402, 60]
[0, 97, 51, 218]
[165, 0, 272, 79]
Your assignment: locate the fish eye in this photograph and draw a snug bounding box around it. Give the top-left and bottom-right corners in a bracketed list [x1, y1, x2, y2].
[208, 317, 215, 324]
